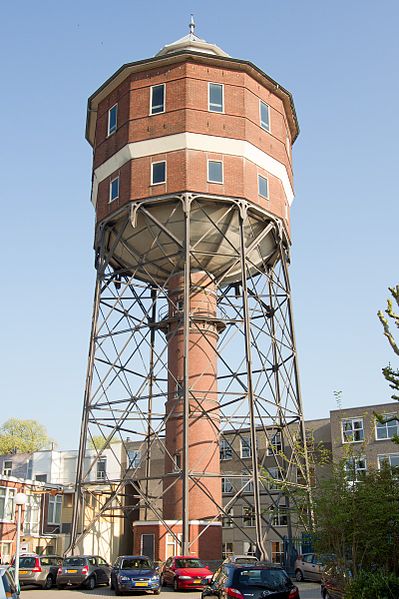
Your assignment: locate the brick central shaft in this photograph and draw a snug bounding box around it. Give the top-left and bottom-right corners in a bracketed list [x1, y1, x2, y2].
[163, 271, 221, 521]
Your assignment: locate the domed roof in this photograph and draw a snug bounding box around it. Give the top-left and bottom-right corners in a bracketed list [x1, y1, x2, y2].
[155, 16, 230, 58]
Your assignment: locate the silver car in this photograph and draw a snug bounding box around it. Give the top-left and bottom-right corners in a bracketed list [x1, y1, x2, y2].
[57, 555, 111, 590]
[16, 554, 62, 589]
[294, 552, 324, 581]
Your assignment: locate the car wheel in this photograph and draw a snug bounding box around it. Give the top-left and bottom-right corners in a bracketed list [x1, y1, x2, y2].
[173, 578, 179, 591]
[115, 584, 122, 596]
[153, 590, 161, 595]
[57, 585, 66, 590]
[44, 576, 54, 590]
[110, 578, 115, 590]
[295, 569, 304, 582]
[86, 576, 96, 590]
[160, 575, 165, 587]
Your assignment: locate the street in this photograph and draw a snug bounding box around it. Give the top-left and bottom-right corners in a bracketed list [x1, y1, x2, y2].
[20, 582, 321, 599]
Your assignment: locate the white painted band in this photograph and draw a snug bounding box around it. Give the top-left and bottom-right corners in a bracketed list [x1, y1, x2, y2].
[91, 133, 294, 206]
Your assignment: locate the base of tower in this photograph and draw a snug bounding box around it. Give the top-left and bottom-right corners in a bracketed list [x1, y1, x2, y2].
[132, 520, 222, 563]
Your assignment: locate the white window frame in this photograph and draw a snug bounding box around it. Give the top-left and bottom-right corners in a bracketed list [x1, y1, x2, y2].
[271, 541, 284, 564]
[258, 174, 269, 200]
[96, 457, 107, 480]
[271, 505, 288, 527]
[344, 456, 367, 481]
[242, 506, 255, 527]
[220, 439, 233, 460]
[207, 159, 224, 184]
[222, 542, 233, 560]
[221, 477, 233, 493]
[222, 508, 234, 528]
[109, 176, 120, 202]
[107, 103, 118, 136]
[127, 450, 141, 469]
[378, 453, 399, 469]
[0, 487, 15, 522]
[242, 470, 254, 493]
[259, 100, 270, 132]
[151, 160, 167, 185]
[47, 494, 62, 525]
[267, 431, 282, 455]
[150, 84, 165, 115]
[375, 413, 399, 440]
[24, 494, 41, 535]
[208, 82, 224, 113]
[240, 436, 251, 459]
[2, 461, 12, 477]
[342, 418, 364, 443]
[267, 467, 283, 490]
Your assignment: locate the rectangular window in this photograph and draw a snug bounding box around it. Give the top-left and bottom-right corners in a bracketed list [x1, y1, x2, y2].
[267, 431, 282, 455]
[2, 461, 12, 476]
[96, 457, 107, 480]
[173, 453, 181, 472]
[150, 84, 165, 115]
[222, 508, 234, 528]
[342, 418, 364, 443]
[220, 439, 233, 460]
[243, 541, 256, 556]
[271, 541, 284, 564]
[209, 83, 223, 112]
[344, 456, 367, 482]
[240, 437, 251, 459]
[375, 413, 399, 440]
[222, 477, 233, 493]
[107, 104, 118, 136]
[242, 470, 254, 493]
[266, 467, 283, 490]
[260, 101, 270, 131]
[271, 506, 288, 527]
[258, 174, 269, 199]
[151, 161, 166, 185]
[35, 474, 47, 483]
[109, 176, 120, 202]
[207, 160, 223, 184]
[0, 487, 15, 522]
[26, 459, 33, 479]
[222, 542, 233, 560]
[24, 495, 41, 535]
[242, 506, 255, 527]
[127, 450, 141, 469]
[378, 454, 399, 469]
[48, 494, 62, 525]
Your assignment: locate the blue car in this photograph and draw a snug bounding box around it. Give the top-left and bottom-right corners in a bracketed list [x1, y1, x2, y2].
[111, 556, 161, 595]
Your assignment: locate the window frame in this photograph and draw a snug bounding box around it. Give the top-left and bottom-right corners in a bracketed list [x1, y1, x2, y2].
[207, 159, 224, 184]
[242, 506, 255, 527]
[220, 439, 233, 461]
[109, 176, 120, 203]
[47, 494, 62, 525]
[151, 160, 167, 185]
[375, 413, 399, 440]
[127, 450, 141, 469]
[0, 487, 15, 522]
[96, 457, 107, 480]
[150, 84, 165, 115]
[344, 455, 367, 482]
[221, 476, 233, 494]
[341, 417, 365, 443]
[259, 100, 271, 132]
[267, 430, 282, 455]
[208, 82, 224, 113]
[107, 104, 118, 136]
[2, 461, 12, 476]
[378, 453, 399, 469]
[240, 436, 252, 459]
[258, 174, 269, 200]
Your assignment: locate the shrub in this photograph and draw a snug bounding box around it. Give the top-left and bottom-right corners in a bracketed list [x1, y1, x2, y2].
[346, 570, 399, 599]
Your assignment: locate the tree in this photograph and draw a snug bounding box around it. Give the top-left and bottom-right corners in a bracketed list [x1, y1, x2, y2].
[378, 284, 399, 401]
[313, 462, 399, 576]
[0, 418, 54, 454]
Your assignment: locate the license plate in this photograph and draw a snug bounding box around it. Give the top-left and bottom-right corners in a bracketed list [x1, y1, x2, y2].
[135, 582, 148, 587]
[19, 571, 28, 575]
[67, 569, 78, 573]
[194, 579, 201, 584]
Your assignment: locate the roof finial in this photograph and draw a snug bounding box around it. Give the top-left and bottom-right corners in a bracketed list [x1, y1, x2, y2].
[189, 14, 196, 36]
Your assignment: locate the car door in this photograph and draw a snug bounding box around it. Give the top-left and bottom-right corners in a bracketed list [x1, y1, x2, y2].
[302, 554, 316, 580]
[98, 556, 111, 581]
[163, 558, 173, 585]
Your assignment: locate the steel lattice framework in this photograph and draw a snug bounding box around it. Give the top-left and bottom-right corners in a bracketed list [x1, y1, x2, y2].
[69, 193, 312, 560]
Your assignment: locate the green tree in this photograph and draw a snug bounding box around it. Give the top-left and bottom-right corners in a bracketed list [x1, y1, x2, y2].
[378, 284, 399, 401]
[0, 418, 54, 454]
[313, 463, 399, 576]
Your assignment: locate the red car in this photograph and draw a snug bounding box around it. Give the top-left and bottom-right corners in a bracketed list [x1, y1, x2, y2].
[161, 556, 213, 591]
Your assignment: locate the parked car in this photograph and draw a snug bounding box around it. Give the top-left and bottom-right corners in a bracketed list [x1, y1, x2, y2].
[57, 555, 111, 590]
[320, 564, 351, 599]
[0, 566, 19, 599]
[111, 555, 160, 595]
[12, 554, 62, 589]
[202, 562, 300, 599]
[222, 555, 259, 565]
[294, 553, 324, 582]
[160, 556, 213, 591]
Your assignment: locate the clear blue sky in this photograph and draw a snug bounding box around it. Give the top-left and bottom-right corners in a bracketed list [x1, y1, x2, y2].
[1, 1, 398, 450]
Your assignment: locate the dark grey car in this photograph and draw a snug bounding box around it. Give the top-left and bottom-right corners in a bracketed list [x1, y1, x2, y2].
[57, 555, 111, 590]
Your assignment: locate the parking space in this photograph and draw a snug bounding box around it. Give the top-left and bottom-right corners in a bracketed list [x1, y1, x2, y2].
[20, 581, 321, 599]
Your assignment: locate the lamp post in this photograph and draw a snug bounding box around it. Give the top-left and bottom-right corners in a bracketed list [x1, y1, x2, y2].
[14, 492, 27, 589]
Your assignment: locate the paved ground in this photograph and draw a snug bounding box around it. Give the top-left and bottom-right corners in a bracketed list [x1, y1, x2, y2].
[20, 582, 321, 599]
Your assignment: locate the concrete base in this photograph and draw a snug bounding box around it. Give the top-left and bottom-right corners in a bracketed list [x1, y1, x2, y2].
[133, 520, 222, 562]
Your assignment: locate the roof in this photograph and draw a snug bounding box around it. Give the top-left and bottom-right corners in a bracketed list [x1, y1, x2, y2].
[156, 32, 229, 58]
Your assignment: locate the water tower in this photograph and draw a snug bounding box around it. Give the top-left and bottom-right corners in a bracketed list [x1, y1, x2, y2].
[70, 21, 311, 563]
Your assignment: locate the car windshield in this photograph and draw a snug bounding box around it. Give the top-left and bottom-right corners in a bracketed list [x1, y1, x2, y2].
[234, 568, 291, 591]
[18, 557, 36, 568]
[122, 559, 152, 570]
[63, 558, 86, 567]
[175, 559, 205, 568]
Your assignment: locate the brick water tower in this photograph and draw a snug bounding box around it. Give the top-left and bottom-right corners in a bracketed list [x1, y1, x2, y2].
[70, 20, 311, 563]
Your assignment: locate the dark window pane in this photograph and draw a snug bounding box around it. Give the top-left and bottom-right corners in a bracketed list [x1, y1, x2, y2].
[209, 83, 223, 112]
[208, 161, 223, 183]
[152, 162, 166, 184]
[260, 102, 270, 131]
[258, 175, 268, 198]
[110, 178, 119, 201]
[108, 105, 118, 134]
[151, 85, 165, 114]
